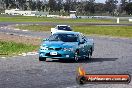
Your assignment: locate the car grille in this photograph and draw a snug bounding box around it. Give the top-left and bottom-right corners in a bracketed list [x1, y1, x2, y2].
[48, 48, 62, 51]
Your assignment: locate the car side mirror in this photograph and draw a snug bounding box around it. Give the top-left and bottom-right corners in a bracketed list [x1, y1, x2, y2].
[79, 41, 85, 44]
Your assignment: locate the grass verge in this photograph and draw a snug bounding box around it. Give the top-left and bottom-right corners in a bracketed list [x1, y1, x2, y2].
[0, 41, 38, 57]
[0, 16, 114, 23]
[73, 26, 132, 38]
[15, 25, 132, 38]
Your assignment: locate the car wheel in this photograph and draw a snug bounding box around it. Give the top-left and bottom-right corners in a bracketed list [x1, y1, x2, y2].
[86, 52, 90, 59]
[39, 57, 46, 61]
[89, 48, 93, 59]
[74, 50, 79, 61]
[89, 52, 92, 59]
[86, 51, 92, 60]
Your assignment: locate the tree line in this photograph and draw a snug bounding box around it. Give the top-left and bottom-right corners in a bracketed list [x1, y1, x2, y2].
[0, 0, 132, 16]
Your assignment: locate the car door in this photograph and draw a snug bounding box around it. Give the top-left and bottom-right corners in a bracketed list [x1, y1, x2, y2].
[78, 34, 86, 57]
[82, 35, 90, 55]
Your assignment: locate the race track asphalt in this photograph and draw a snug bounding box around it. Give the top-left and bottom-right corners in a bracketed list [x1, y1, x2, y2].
[0, 22, 132, 88]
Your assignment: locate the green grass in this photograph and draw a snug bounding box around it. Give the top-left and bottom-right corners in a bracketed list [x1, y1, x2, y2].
[0, 41, 38, 57]
[0, 16, 113, 23]
[73, 26, 132, 38]
[15, 25, 132, 38]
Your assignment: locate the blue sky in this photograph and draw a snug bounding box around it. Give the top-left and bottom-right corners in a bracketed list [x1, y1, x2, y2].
[95, 0, 106, 3]
[96, 0, 121, 4]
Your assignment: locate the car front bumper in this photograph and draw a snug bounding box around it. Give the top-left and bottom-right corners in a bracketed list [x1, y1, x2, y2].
[39, 50, 75, 59]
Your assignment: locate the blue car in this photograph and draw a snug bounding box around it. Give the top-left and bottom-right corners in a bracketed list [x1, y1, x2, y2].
[39, 31, 94, 61]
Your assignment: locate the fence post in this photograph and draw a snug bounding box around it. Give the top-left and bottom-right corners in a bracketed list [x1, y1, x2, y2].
[117, 18, 119, 24]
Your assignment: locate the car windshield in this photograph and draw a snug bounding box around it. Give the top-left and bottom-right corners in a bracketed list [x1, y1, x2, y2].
[48, 34, 78, 42]
[58, 26, 72, 31]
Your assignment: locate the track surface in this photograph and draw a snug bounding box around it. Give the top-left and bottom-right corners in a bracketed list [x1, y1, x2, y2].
[0, 22, 132, 88]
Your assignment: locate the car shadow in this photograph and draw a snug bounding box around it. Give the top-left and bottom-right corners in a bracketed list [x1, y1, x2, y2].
[45, 57, 118, 63]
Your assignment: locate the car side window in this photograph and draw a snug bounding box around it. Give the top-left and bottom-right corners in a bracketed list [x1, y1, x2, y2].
[78, 34, 85, 43]
[55, 26, 58, 29]
[82, 35, 87, 42]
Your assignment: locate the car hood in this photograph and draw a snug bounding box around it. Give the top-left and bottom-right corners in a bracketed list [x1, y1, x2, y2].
[42, 41, 78, 48]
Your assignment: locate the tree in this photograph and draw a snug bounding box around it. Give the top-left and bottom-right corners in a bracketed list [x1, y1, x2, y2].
[76, 0, 85, 15]
[28, 0, 33, 10]
[0, 0, 5, 9]
[120, 0, 128, 13]
[64, 0, 71, 12]
[15, 0, 27, 10]
[89, 0, 95, 14]
[95, 3, 105, 13]
[104, 0, 118, 15]
[48, 0, 56, 12]
[36, 0, 42, 11]
[56, 0, 63, 11]
[2, 0, 16, 9]
[32, 1, 37, 11]
[70, 0, 77, 11]
[27, 0, 36, 11]
[125, 2, 132, 15]
[84, 0, 95, 14]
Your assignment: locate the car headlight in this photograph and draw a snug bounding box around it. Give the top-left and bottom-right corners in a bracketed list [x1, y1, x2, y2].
[40, 46, 48, 50]
[63, 48, 74, 51]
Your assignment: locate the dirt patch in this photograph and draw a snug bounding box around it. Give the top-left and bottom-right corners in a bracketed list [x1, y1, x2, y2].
[0, 32, 41, 46]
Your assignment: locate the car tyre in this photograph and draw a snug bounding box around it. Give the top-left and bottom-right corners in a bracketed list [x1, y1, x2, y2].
[89, 48, 93, 57]
[39, 57, 46, 61]
[74, 50, 79, 62]
[86, 52, 92, 60]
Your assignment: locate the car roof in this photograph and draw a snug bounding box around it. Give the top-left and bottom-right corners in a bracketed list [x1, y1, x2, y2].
[54, 31, 80, 35]
[56, 25, 70, 27]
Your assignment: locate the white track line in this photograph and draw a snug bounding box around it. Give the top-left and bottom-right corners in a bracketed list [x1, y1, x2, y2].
[14, 29, 20, 30]
[26, 52, 38, 55]
[1, 57, 6, 59]
[18, 52, 38, 56]
[66, 86, 78, 88]
[22, 30, 28, 32]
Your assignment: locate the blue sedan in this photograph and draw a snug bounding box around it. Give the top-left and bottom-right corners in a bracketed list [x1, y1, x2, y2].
[39, 31, 94, 61]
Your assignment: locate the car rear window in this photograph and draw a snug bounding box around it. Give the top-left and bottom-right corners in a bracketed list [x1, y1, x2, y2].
[58, 26, 72, 31]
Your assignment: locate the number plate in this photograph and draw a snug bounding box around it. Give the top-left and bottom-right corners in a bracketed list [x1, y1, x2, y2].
[50, 52, 57, 55]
